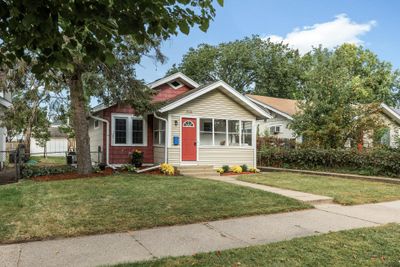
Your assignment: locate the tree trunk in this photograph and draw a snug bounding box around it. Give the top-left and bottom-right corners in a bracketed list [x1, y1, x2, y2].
[69, 69, 92, 174]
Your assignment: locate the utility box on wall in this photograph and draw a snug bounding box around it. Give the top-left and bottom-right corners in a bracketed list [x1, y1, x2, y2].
[173, 136, 180, 145]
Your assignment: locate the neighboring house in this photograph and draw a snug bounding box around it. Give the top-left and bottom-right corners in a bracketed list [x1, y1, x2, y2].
[89, 72, 271, 167]
[246, 95, 300, 141]
[247, 94, 400, 148]
[0, 90, 12, 169]
[30, 126, 70, 157]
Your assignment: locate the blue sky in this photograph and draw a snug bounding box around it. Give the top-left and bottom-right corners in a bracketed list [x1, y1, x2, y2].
[136, 0, 400, 83]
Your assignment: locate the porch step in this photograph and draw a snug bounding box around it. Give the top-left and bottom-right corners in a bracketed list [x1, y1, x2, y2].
[178, 165, 216, 177]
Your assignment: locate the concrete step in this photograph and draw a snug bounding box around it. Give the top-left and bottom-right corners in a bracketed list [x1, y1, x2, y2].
[180, 172, 218, 177]
[178, 165, 216, 177]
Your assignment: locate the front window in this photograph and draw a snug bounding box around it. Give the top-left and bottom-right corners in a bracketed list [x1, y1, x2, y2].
[200, 118, 213, 145]
[214, 119, 226, 146]
[154, 118, 166, 145]
[114, 118, 127, 144]
[132, 119, 144, 144]
[112, 115, 146, 146]
[241, 121, 252, 146]
[228, 120, 240, 146]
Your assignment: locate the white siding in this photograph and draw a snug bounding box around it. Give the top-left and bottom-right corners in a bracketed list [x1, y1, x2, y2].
[167, 89, 257, 167]
[257, 112, 301, 142]
[88, 117, 104, 163]
[154, 146, 165, 164]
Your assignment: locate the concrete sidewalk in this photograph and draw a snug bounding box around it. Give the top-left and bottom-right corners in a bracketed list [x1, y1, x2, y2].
[197, 175, 333, 204]
[2, 200, 400, 267]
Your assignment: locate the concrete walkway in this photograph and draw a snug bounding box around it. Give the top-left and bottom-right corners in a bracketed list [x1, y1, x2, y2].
[2, 200, 400, 267]
[197, 175, 333, 204]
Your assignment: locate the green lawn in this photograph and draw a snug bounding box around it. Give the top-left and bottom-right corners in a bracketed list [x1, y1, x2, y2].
[0, 174, 309, 244]
[30, 156, 66, 166]
[239, 172, 400, 205]
[117, 224, 400, 267]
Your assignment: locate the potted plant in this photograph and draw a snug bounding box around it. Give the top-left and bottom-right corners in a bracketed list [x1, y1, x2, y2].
[131, 149, 144, 168]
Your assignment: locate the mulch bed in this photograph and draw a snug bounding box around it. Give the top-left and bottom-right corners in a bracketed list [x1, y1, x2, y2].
[220, 172, 256, 176]
[32, 168, 114, 182]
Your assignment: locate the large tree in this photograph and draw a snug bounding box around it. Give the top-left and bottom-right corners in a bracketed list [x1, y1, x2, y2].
[168, 36, 304, 97]
[291, 44, 400, 148]
[0, 0, 221, 174]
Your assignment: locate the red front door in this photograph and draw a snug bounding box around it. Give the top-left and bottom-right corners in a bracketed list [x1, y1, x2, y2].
[182, 118, 197, 161]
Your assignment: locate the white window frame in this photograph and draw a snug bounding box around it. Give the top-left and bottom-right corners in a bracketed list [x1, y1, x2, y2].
[153, 118, 166, 146]
[111, 113, 147, 146]
[270, 125, 282, 135]
[94, 119, 99, 129]
[168, 80, 184, 89]
[197, 117, 254, 148]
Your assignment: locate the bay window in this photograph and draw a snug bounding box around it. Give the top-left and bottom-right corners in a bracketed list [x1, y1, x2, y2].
[154, 118, 166, 145]
[112, 114, 146, 146]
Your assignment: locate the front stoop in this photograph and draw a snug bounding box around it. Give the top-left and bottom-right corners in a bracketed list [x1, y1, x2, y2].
[178, 165, 217, 177]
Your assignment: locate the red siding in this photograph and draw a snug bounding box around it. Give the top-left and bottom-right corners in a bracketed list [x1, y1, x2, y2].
[152, 84, 191, 102]
[100, 82, 192, 164]
[102, 105, 154, 164]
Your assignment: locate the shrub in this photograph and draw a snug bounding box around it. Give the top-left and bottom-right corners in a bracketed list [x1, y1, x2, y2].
[241, 164, 248, 172]
[216, 167, 224, 174]
[231, 165, 243, 174]
[120, 164, 137, 172]
[160, 163, 175, 176]
[249, 167, 260, 173]
[22, 165, 76, 179]
[258, 147, 400, 177]
[222, 165, 230, 173]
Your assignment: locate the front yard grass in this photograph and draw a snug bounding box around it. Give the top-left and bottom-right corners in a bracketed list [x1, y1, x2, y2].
[118, 224, 400, 267]
[0, 174, 309, 244]
[239, 172, 400, 205]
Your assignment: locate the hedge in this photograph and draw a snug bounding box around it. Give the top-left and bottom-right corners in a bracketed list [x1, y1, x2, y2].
[21, 165, 76, 179]
[258, 148, 400, 177]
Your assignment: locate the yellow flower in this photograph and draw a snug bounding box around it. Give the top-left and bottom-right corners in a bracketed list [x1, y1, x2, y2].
[160, 163, 175, 176]
[231, 165, 243, 174]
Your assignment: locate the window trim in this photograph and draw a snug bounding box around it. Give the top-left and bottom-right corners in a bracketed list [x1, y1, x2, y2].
[111, 113, 147, 146]
[198, 117, 254, 147]
[94, 119, 99, 129]
[153, 118, 166, 146]
[168, 80, 184, 89]
[269, 124, 282, 135]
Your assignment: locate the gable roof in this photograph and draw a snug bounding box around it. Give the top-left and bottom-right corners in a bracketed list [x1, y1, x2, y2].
[381, 103, 400, 124]
[147, 72, 199, 89]
[246, 95, 299, 120]
[159, 81, 272, 119]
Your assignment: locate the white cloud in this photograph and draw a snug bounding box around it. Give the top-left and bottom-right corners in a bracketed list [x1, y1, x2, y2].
[265, 14, 376, 54]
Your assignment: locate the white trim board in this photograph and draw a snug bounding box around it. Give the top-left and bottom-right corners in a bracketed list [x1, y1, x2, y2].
[148, 72, 199, 89]
[159, 81, 272, 119]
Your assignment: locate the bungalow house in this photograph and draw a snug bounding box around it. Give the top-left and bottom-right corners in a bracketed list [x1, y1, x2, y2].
[89, 73, 271, 168]
[0, 90, 12, 169]
[247, 94, 400, 148]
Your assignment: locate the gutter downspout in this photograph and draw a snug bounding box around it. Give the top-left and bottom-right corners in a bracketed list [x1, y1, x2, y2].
[153, 112, 168, 163]
[89, 114, 110, 166]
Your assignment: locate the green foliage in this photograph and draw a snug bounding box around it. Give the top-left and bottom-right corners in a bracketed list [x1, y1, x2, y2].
[120, 164, 137, 173]
[259, 147, 400, 177]
[168, 36, 304, 97]
[0, 1, 220, 75]
[290, 44, 398, 148]
[222, 165, 230, 173]
[240, 164, 249, 172]
[22, 165, 75, 179]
